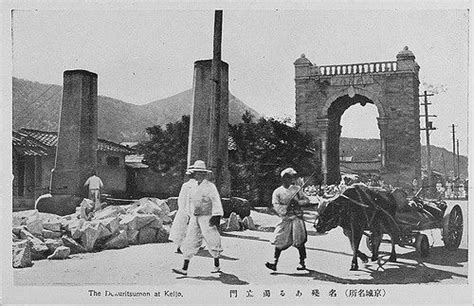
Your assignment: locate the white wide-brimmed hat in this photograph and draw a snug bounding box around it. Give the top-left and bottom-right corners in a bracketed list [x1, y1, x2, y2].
[280, 167, 297, 177]
[188, 160, 212, 173]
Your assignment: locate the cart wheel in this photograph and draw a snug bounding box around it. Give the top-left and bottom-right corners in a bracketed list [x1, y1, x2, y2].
[415, 234, 429, 258]
[366, 235, 373, 251]
[442, 205, 463, 250]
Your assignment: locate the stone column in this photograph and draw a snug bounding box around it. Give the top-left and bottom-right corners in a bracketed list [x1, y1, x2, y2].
[50, 70, 98, 196]
[316, 118, 329, 185]
[377, 117, 389, 168]
[187, 60, 230, 197]
[37, 70, 98, 216]
[327, 122, 342, 184]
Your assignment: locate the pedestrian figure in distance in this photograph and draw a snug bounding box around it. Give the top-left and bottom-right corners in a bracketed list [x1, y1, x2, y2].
[446, 180, 453, 199]
[84, 170, 104, 211]
[412, 177, 419, 195]
[172, 160, 224, 276]
[169, 169, 197, 254]
[265, 167, 310, 272]
[436, 180, 444, 199]
[458, 181, 465, 199]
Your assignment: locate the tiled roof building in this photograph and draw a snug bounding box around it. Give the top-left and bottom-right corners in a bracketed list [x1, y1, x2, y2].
[13, 128, 134, 211]
[19, 128, 134, 154]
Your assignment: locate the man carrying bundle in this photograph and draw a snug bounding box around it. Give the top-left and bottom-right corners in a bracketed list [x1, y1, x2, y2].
[265, 167, 310, 271]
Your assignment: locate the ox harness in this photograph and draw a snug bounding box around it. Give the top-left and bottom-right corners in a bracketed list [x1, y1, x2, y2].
[339, 187, 402, 234]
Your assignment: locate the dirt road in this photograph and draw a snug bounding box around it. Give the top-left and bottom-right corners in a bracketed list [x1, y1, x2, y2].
[14, 201, 468, 286]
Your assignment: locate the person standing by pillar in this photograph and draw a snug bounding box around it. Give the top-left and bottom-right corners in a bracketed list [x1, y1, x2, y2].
[265, 168, 310, 272]
[83, 170, 103, 211]
[172, 160, 224, 276]
[169, 169, 197, 254]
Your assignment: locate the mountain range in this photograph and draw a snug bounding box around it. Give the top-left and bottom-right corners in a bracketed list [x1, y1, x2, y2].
[12, 77, 260, 143]
[12, 77, 467, 178]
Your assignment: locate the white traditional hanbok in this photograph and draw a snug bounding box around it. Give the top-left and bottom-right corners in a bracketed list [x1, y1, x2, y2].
[181, 179, 224, 259]
[169, 178, 197, 247]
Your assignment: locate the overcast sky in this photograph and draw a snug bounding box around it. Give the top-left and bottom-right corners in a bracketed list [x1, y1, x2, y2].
[11, 8, 469, 155]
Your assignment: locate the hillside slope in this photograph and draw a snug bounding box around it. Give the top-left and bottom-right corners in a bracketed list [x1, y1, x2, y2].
[12, 77, 260, 142]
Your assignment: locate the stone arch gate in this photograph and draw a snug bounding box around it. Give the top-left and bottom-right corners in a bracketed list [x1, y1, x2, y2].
[294, 47, 421, 188]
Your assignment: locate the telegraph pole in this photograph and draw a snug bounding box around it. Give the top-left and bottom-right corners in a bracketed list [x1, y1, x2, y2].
[456, 139, 460, 179]
[208, 10, 223, 190]
[419, 91, 436, 193]
[451, 124, 457, 179]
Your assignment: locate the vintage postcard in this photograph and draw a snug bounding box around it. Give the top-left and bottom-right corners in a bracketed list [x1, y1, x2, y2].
[1, 0, 472, 304]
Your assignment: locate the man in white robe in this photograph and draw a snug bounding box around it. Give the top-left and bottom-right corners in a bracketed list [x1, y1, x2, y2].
[169, 170, 197, 253]
[172, 160, 224, 276]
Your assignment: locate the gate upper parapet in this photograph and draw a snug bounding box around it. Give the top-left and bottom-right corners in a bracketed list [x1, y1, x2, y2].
[294, 46, 419, 79]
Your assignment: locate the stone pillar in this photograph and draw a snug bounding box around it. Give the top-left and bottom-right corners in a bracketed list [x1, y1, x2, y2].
[316, 118, 329, 185]
[37, 70, 98, 216]
[385, 46, 421, 188]
[51, 70, 98, 196]
[377, 117, 389, 168]
[187, 60, 230, 197]
[327, 122, 342, 184]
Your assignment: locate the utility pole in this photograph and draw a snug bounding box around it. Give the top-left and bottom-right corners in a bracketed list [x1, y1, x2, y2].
[419, 91, 436, 193]
[456, 139, 460, 179]
[451, 124, 457, 179]
[208, 10, 223, 190]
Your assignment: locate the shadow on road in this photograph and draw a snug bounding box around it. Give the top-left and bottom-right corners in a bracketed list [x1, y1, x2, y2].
[270, 261, 467, 284]
[305, 246, 353, 258]
[398, 247, 468, 267]
[176, 271, 249, 285]
[194, 248, 239, 261]
[306, 230, 328, 237]
[221, 232, 270, 243]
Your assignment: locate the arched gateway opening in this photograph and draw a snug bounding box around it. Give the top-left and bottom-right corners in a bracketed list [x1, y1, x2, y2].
[294, 47, 421, 189]
[325, 94, 383, 184]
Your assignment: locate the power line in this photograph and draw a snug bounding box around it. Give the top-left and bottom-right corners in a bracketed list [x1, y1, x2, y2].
[16, 85, 60, 126]
[21, 87, 62, 128]
[15, 84, 56, 123]
[12, 82, 35, 113]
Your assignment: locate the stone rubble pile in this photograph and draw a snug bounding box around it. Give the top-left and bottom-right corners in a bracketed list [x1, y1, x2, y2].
[12, 196, 258, 268]
[12, 197, 172, 268]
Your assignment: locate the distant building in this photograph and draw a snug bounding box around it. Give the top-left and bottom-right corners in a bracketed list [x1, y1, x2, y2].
[12, 128, 134, 211]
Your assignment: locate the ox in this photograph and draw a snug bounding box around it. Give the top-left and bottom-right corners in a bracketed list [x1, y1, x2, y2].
[314, 184, 400, 271]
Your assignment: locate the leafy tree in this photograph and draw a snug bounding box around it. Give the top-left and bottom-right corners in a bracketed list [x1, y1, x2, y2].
[229, 111, 317, 206]
[137, 111, 317, 205]
[136, 115, 190, 195]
